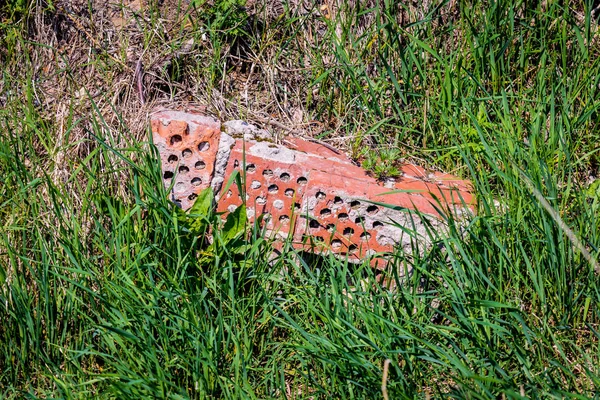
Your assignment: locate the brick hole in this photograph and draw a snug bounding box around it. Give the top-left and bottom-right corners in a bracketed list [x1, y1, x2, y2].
[354, 216, 365, 224]
[198, 141, 210, 152]
[188, 193, 197, 201]
[279, 215, 290, 223]
[182, 148, 192, 158]
[338, 213, 349, 221]
[315, 236, 324, 243]
[348, 244, 358, 253]
[273, 199, 284, 210]
[285, 188, 295, 197]
[170, 135, 182, 145]
[263, 169, 273, 177]
[256, 196, 267, 205]
[320, 208, 331, 217]
[174, 200, 182, 208]
[191, 177, 202, 186]
[167, 154, 178, 164]
[228, 204, 238, 213]
[294, 202, 301, 211]
[309, 219, 320, 229]
[373, 221, 384, 228]
[334, 196, 343, 205]
[315, 191, 326, 200]
[376, 234, 395, 247]
[246, 164, 256, 173]
[234, 160, 240, 168]
[227, 190, 233, 198]
[268, 184, 279, 193]
[175, 182, 186, 192]
[280, 172, 291, 182]
[297, 177, 308, 185]
[251, 180, 261, 190]
[367, 205, 379, 215]
[350, 200, 361, 209]
[343, 227, 354, 236]
[195, 161, 206, 170]
[326, 223, 336, 231]
[331, 239, 342, 249]
[360, 232, 371, 241]
[179, 165, 189, 174]
[163, 171, 174, 179]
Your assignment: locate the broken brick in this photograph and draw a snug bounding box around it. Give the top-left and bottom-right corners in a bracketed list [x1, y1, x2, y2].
[151, 111, 475, 265]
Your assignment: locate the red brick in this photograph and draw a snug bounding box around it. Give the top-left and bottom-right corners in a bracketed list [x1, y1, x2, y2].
[152, 111, 475, 265]
[151, 110, 221, 210]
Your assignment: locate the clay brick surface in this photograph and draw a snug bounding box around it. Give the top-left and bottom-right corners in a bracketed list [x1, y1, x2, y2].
[151, 111, 474, 264]
[152, 111, 221, 210]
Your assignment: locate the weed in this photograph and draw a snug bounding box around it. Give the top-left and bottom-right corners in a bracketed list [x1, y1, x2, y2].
[193, 0, 248, 37]
[361, 147, 403, 180]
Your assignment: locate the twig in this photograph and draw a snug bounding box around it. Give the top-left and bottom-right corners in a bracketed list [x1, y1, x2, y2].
[135, 59, 145, 106]
[253, 114, 304, 135]
[306, 138, 342, 154]
[381, 359, 391, 400]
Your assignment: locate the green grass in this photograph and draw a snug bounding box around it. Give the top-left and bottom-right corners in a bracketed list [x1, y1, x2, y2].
[1, 0, 600, 398]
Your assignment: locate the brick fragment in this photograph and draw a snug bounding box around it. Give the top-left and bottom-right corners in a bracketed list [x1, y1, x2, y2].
[151, 111, 475, 265]
[152, 110, 222, 210]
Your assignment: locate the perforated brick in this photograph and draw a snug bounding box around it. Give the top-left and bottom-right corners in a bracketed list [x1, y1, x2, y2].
[152, 111, 222, 210]
[151, 111, 474, 265]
